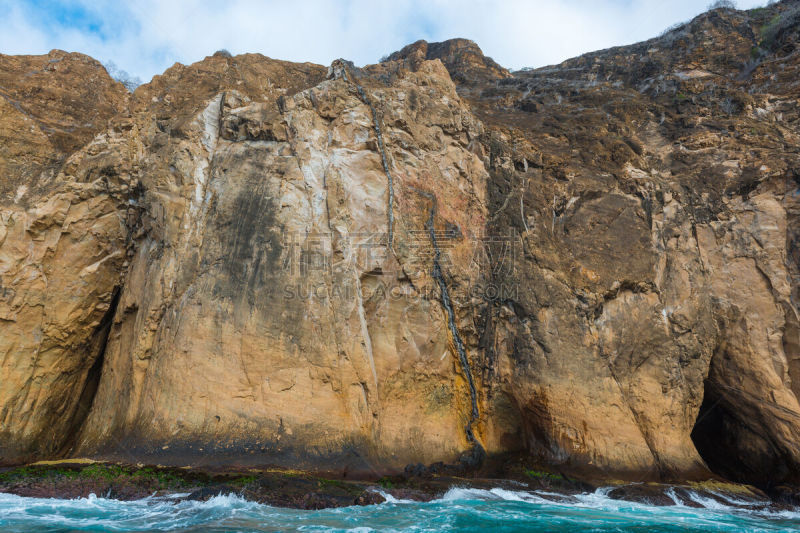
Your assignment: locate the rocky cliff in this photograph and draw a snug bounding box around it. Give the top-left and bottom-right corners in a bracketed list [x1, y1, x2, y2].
[1, 1, 799, 491]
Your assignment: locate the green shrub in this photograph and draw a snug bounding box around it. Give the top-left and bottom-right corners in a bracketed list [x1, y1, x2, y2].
[525, 469, 564, 481]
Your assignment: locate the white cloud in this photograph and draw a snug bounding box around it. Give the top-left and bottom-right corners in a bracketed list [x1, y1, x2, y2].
[0, 0, 771, 83]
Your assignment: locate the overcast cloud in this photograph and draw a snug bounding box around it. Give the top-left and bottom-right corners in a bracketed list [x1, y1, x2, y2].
[0, 0, 770, 83]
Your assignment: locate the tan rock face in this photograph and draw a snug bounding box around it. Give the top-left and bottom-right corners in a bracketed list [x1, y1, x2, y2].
[386, 39, 511, 85]
[0, 52, 132, 464]
[0, 50, 130, 201]
[72, 59, 492, 472]
[438, 4, 800, 484]
[1, 2, 799, 488]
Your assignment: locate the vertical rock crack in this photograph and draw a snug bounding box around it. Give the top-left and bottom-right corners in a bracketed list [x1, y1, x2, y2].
[341, 67, 395, 248]
[417, 188, 482, 449]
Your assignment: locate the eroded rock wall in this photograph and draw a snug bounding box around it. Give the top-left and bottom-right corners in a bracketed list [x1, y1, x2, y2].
[72, 59, 495, 473]
[1, 1, 799, 488]
[407, 2, 800, 484]
[0, 51, 132, 464]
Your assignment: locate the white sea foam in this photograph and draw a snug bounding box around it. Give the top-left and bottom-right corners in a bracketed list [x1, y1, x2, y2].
[665, 487, 684, 506]
[374, 490, 415, 504]
[2, 486, 800, 532]
[686, 489, 737, 511]
[429, 485, 799, 518]
[706, 490, 763, 508]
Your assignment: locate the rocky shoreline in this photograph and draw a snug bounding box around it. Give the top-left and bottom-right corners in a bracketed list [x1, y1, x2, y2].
[2, 460, 798, 513]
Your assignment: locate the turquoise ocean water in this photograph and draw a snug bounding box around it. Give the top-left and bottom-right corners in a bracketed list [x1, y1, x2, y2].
[2, 486, 800, 532]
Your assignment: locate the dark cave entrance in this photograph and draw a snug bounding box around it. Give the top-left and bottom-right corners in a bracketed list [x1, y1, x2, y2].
[690, 376, 791, 490]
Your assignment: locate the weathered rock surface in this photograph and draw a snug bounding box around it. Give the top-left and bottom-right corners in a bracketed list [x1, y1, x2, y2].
[73, 57, 491, 472]
[0, 51, 132, 464]
[1, 1, 799, 491]
[418, 1, 800, 485]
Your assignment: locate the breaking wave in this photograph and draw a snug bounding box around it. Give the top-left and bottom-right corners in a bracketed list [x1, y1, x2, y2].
[2, 485, 800, 532]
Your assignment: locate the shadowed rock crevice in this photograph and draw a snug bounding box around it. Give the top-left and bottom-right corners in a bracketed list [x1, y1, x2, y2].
[58, 287, 121, 457]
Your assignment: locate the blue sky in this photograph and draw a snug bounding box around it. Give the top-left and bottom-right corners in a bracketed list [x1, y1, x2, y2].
[0, 0, 770, 83]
